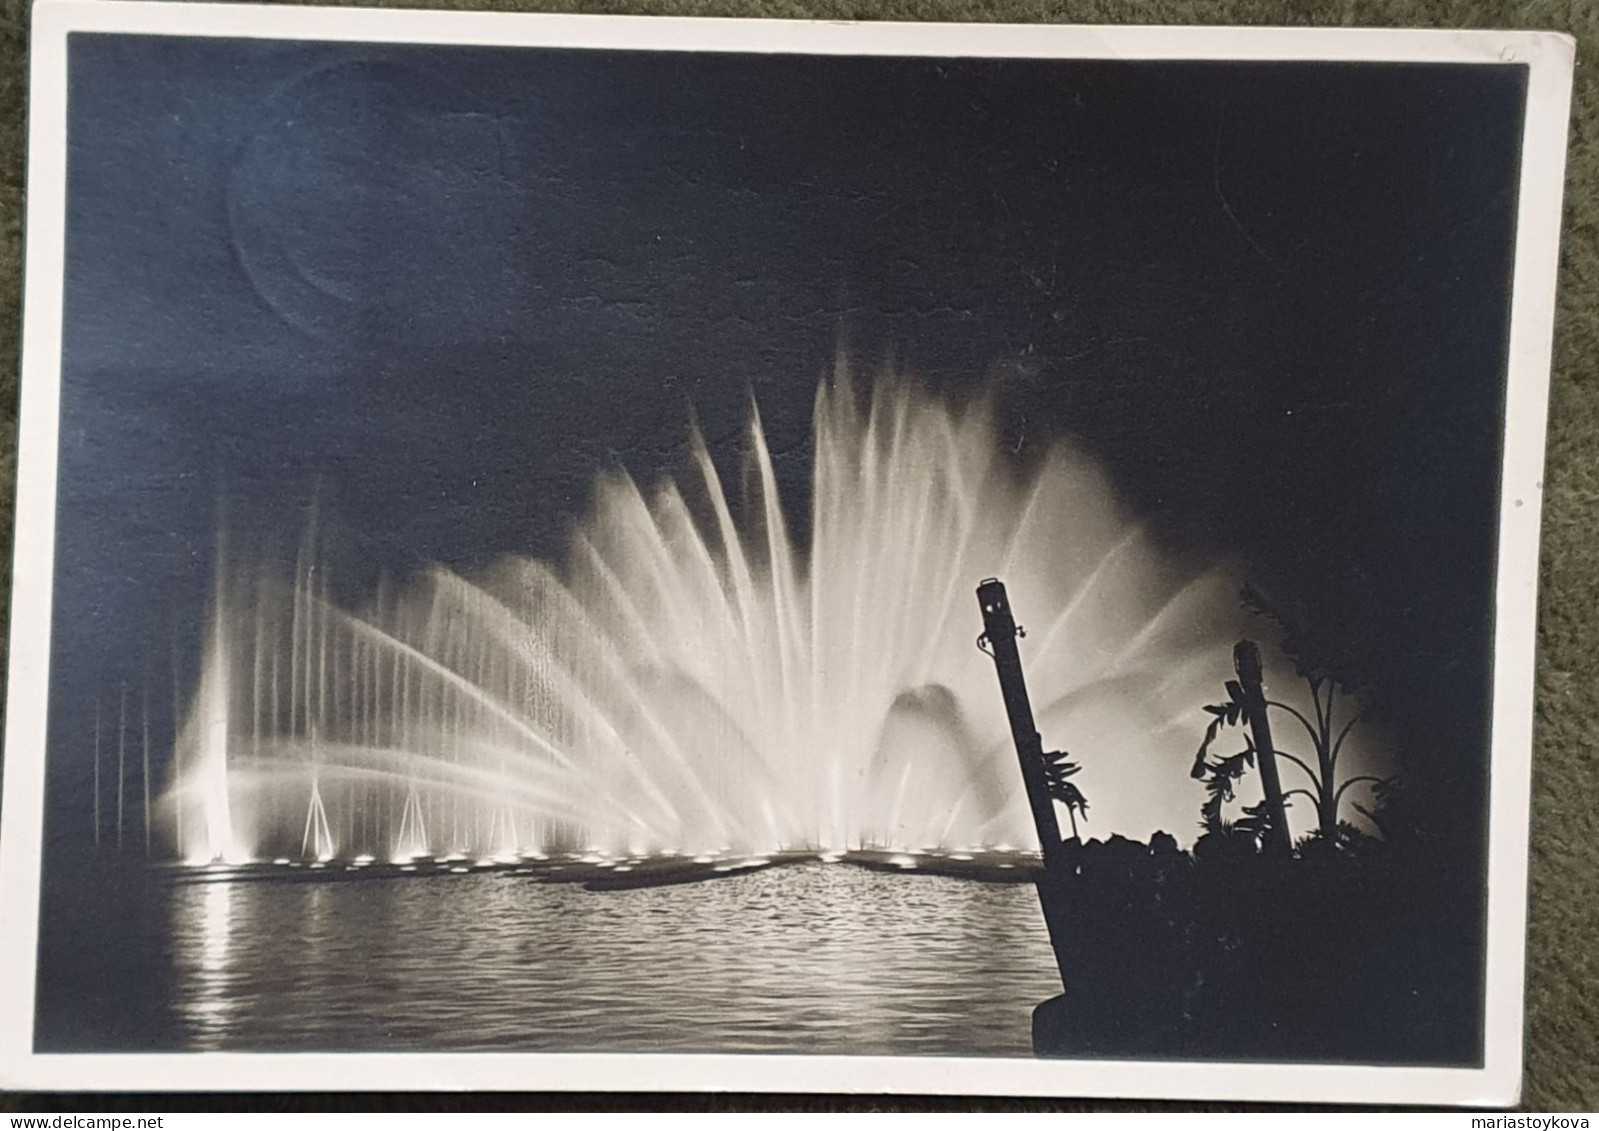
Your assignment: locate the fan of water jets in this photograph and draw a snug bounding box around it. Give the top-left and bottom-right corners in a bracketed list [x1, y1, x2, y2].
[170, 364, 1257, 864]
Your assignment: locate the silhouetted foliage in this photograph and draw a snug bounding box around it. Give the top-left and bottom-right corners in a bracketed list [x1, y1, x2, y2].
[1193, 640, 1390, 850]
[1149, 830, 1180, 856]
[1298, 819, 1384, 861]
[1032, 834, 1478, 1063]
[1352, 777, 1428, 852]
[1042, 749, 1089, 840]
[1191, 680, 1249, 774]
[1241, 581, 1364, 695]
[1191, 824, 1261, 863]
[1232, 800, 1277, 845]
[975, 577, 1466, 1063]
[1196, 745, 1253, 835]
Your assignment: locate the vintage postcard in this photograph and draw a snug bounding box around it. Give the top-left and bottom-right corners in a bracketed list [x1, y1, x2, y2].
[0, 1, 1573, 1104]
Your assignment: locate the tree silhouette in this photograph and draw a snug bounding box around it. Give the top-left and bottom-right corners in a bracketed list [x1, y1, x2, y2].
[1193, 643, 1390, 848]
[1269, 672, 1389, 844]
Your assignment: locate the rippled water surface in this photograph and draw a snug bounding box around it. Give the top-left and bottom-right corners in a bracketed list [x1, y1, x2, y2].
[167, 865, 1061, 1055]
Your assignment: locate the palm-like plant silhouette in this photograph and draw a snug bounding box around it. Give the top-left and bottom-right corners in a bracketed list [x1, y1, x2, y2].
[1042, 750, 1089, 842]
[1196, 742, 1252, 834]
[1191, 651, 1389, 847]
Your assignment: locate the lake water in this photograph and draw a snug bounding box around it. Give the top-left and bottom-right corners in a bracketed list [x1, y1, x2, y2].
[163, 863, 1062, 1056]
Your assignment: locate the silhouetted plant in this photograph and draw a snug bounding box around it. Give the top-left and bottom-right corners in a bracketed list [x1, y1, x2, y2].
[1232, 800, 1277, 846]
[1351, 777, 1424, 852]
[1196, 743, 1249, 834]
[1042, 749, 1089, 842]
[1240, 582, 1365, 697]
[1192, 734, 1280, 854]
[1297, 819, 1383, 860]
[1192, 643, 1390, 850]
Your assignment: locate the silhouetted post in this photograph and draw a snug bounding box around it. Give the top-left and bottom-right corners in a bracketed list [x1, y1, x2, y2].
[1234, 640, 1293, 855]
[976, 579, 1067, 871]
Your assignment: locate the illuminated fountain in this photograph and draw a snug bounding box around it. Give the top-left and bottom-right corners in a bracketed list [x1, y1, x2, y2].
[166, 364, 1255, 864]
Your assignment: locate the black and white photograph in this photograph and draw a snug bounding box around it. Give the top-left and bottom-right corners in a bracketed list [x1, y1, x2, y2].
[0, 3, 1574, 1104]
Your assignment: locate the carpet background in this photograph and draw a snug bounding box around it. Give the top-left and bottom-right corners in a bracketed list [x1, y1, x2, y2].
[0, 0, 1591, 1113]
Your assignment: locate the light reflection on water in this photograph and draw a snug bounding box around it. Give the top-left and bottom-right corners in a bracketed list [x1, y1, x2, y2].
[178, 879, 237, 1041]
[167, 865, 1061, 1055]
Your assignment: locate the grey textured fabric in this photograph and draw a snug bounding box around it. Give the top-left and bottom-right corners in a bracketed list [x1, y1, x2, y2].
[0, 0, 1591, 1111]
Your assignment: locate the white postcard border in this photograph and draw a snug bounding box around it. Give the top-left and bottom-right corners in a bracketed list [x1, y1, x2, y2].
[0, 1, 1575, 1104]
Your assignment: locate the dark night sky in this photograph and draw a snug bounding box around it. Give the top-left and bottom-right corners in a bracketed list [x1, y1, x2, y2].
[47, 34, 1524, 869]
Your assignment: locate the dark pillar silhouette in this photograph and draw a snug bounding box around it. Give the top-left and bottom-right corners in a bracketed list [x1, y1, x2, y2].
[976, 579, 1067, 871]
[1234, 640, 1293, 855]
